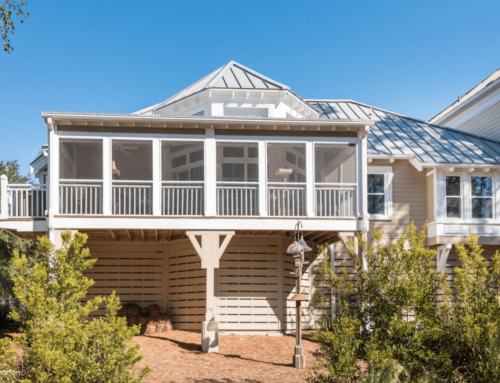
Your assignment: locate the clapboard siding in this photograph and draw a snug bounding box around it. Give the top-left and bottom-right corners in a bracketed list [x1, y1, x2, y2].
[427, 174, 435, 223]
[370, 159, 428, 241]
[456, 101, 500, 140]
[168, 239, 206, 330]
[216, 235, 281, 330]
[84, 242, 166, 317]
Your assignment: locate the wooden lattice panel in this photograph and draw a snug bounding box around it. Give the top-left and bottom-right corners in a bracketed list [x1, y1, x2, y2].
[216, 235, 281, 331]
[84, 242, 166, 317]
[168, 239, 206, 330]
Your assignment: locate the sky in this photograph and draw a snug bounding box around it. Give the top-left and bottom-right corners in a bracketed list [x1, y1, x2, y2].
[1, 0, 500, 176]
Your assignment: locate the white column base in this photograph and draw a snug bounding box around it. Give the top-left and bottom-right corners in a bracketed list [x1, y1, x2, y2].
[293, 345, 306, 369]
[201, 320, 219, 353]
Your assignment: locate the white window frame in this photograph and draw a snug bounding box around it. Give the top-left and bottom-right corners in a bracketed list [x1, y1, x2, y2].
[470, 173, 495, 221]
[367, 166, 393, 220]
[444, 173, 463, 220]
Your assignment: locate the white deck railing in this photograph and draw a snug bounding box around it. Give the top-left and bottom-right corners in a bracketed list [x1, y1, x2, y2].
[267, 184, 306, 217]
[162, 184, 204, 216]
[7, 184, 46, 218]
[60, 184, 102, 215]
[217, 183, 258, 216]
[315, 186, 357, 217]
[112, 183, 152, 215]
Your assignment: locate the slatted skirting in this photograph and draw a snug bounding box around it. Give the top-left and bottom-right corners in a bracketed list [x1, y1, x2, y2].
[216, 236, 281, 330]
[84, 243, 166, 317]
[168, 239, 206, 330]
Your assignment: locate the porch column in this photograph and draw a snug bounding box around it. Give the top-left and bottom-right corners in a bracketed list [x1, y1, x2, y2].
[204, 128, 217, 216]
[187, 230, 234, 353]
[0, 175, 8, 219]
[102, 137, 112, 215]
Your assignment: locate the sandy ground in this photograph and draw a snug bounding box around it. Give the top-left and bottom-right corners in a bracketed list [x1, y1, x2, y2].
[132, 330, 320, 383]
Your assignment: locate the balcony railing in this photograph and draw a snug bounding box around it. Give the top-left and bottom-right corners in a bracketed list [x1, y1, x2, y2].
[60, 183, 102, 215]
[162, 183, 204, 216]
[112, 183, 152, 215]
[268, 184, 306, 217]
[217, 183, 258, 216]
[315, 185, 357, 218]
[8, 184, 46, 218]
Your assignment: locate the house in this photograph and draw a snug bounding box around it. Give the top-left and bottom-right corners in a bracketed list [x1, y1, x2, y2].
[1, 61, 500, 352]
[430, 68, 500, 140]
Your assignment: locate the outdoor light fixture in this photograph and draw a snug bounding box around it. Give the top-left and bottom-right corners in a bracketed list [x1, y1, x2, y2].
[287, 220, 311, 369]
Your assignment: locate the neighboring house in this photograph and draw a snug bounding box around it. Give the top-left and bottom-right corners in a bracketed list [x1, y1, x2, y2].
[430, 68, 500, 140]
[1, 61, 500, 350]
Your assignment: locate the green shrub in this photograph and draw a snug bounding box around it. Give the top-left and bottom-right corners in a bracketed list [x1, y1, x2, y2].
[0, 231, 152, 382]
[309, 223, 500, 383]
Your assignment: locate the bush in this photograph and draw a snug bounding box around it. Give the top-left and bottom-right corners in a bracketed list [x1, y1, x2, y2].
[0, 231, 152, 382]
[309, 223, 500, 383]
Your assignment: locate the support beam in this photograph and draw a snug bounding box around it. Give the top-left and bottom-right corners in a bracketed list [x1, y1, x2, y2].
[0, 175, 8, 219]
[436, 244, 452, 272]
[109, 230, 118, 242]
[186, 231, 235, 353]
[126, 229, 132, 241]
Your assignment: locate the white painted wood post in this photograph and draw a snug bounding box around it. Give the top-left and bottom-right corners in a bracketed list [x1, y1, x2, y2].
[436, 244, 452, 272]
[48, 119, 59, 218]
[0, 175, 8, 219]
[306, 141, 314, 217]
[102, 137, 112, 215]
[205, 128, 217, 216]
[153, 139, 161, 216]
[258, 141, 267, 217]
[358, 132, 369, 232]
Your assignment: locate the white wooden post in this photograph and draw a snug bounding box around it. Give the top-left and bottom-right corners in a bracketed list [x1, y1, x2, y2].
[359, 131, 369, 233]
[187, 230, 234, 353]
[436, 244, 452, 272]
[205, 128, 217, 216]
[258, 141, 267, 217]
[48, 119, 59, 218]
[306, 141, 314, 217]
[152, 139, 161, 216]
[0, 175, 8, 219]
[102, 137, 111, 215]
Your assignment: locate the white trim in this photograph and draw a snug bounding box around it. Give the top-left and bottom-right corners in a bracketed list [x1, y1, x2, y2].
[258, 141, 267, 217]
[367, 166, 393, 220]
[102, 137, 111, 215]
[306, 142, 314, 217]
[205, 128, 217, 216]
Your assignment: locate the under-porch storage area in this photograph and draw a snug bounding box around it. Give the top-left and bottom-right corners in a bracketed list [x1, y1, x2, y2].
[83, 233, 339, 332]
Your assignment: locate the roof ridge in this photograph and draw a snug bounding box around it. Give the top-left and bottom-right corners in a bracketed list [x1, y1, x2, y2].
[307, 99, 500, 146]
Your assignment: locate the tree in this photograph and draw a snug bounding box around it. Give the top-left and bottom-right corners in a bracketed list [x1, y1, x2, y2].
[0, 231, 152, 382]
[0, 159, 29, 184]
[0, 0, 30, 53]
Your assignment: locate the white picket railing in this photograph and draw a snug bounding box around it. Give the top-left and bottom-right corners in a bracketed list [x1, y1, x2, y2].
[112, 184, 153, 215]
[315, 186, 357, 217]
[267, 185, 306, 217]
[8, 184, 46, 218]
[59, 184, 103, 215]
[217, 184, 258, 216]
[162, 184, 204, 216]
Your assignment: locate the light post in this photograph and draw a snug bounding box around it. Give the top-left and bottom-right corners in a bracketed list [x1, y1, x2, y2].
[287, 221, 312, 369]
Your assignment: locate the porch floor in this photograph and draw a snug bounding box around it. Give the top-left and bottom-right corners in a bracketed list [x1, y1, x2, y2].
[133, 330, 320, 383]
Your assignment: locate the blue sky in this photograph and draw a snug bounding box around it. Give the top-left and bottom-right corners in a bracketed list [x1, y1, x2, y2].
[1, 0, 500, 176]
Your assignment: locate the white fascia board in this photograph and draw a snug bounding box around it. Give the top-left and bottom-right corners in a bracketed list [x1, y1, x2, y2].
[367, 154, 415, 160]
[0, 220, 48, 232]
[42, 112, 374, 129]
[30, 155, 48, 174]
[52, 217, 362, 232]
[420, 163, 500, 170]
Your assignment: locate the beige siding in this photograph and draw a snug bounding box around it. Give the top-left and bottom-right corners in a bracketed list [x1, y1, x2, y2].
[427, 173, 435, 223]
[370, 159, 428, 241]
[456, 101, 500, 140]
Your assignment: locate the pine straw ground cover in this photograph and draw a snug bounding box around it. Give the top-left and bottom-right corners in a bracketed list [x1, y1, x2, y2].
[132, 330, 320, 383]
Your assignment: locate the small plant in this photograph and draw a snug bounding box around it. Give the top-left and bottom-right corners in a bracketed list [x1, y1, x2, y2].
[0, 231, 152, 382]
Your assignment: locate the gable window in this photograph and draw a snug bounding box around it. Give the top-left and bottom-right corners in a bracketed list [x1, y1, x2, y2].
[223, 107, 268, 118]
[367, 167, 393, 220]
[445, 176, 461, 218]
[471, 176, 493, 218]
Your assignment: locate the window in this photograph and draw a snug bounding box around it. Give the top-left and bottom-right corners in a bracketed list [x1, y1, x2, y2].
[112, 140, 152, 181]
[59, 139, 103, 180]
[223, 107, 268, 118]
[216, 142, 258, 182]
[162, 141, 204, 181]
[471, 176, 493, 218]
[367, 167, 393, 219]
[267, 143, 306, 183]
[445, 176, 461, 218]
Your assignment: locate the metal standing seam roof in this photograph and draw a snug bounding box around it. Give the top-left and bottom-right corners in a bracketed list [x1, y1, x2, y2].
[135, 61, 290, 115]
[307, 100, 500, 165]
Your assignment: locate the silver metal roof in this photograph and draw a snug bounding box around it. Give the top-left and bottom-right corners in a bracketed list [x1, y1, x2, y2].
[308, 100, 500, 165]
[136, 61, 289, 115]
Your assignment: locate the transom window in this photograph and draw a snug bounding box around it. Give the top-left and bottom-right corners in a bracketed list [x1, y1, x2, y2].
[471, 176, 493, 218]
[445, 176, 461, 218]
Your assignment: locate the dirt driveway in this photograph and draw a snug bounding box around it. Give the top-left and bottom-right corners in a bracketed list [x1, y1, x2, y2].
[132, 330, 320, 383]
